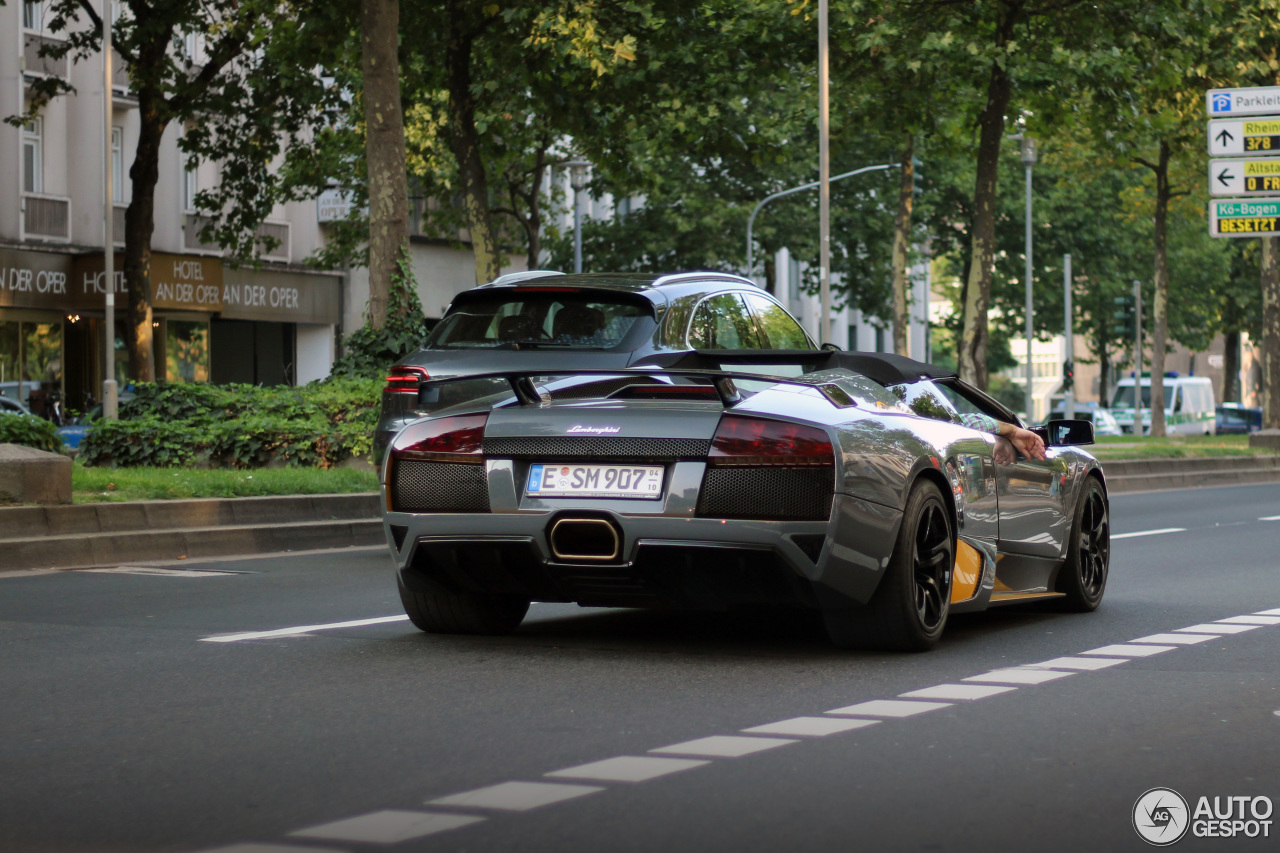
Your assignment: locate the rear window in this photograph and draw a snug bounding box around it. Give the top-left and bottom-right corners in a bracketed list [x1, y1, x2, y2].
[428, 292, 651, 350]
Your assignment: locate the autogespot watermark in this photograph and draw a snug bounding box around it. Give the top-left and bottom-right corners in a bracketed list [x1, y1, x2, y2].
[1133, 787, 1274, 845]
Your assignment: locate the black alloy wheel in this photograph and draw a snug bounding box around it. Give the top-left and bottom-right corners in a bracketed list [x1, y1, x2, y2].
[1056, 477, 1109, 611]
[823, 478, 954, 652]
[913, 499, 953, 633]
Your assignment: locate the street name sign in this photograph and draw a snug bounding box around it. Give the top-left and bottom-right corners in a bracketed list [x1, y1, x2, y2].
[1208, 158, 1280, 196]
[1209, 198, 1280, 238]
[1207, 117, 1280, 156]
[1208, 87, 1280, 118]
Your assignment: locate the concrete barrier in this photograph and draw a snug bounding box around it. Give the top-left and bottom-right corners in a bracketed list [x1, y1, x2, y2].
[0, 444, 72, 505]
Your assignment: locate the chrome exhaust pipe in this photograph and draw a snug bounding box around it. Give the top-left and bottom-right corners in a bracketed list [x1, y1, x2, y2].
[549, 518, 620, 562]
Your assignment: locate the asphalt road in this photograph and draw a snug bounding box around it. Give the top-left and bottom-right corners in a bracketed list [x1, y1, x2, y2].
[2, 483, 1280, 853]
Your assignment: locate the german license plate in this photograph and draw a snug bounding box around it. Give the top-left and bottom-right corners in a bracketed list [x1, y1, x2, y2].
[526, 463, 663, 499]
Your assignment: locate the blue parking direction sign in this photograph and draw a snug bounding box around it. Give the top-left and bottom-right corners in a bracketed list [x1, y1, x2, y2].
[1208, 117, 1280, 157]
[1208, 158, 1280, 196]
[1209, 198, 1280, 238]
[1208, 87, 1280, 118]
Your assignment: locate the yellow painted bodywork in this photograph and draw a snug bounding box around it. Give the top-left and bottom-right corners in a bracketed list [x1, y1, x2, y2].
[951, 540, 982, 603]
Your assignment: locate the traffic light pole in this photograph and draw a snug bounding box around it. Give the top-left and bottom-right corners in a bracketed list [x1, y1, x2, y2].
[1063, 254, 1074, 419]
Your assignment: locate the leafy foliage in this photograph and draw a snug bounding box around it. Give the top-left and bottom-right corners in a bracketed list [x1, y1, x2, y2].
[330, 250, 432, 377]
[0, 414, 65, 454]
[79, 379, 380, 469]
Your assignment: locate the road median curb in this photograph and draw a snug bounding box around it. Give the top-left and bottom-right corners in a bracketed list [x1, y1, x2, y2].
[0, 493, 383, 571]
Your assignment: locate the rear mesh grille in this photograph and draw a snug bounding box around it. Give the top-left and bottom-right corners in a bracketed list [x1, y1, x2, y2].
[392, 461, 489, 513]
[548, 377, 648, 400]
[483, 436, 710, 460]
[697, 467, 833, 520]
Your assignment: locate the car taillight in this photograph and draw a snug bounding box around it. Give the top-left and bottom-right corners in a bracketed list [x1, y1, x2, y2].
[384, 366, 429, 395]
[708, 415, 834, 467]
[390, 414, 487, 462]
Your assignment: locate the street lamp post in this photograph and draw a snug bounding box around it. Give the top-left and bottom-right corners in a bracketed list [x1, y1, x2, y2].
[818, 0, 830, 344]
[102, 3, 117, 418]
[1021, 136, 1037, 422]
[566, 160, 590, 275]
[745, 164, 894, 283]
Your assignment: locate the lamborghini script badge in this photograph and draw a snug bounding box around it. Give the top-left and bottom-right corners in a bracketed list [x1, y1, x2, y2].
[566, 425, 621, 435]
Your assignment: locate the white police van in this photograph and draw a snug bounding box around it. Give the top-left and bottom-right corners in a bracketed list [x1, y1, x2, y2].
[1110, 374, 1216, 435]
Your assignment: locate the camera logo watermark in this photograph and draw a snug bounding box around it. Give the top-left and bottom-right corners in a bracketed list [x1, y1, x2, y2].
[1134, 789, 1274, 844]
[1134, 788, 1190, 846]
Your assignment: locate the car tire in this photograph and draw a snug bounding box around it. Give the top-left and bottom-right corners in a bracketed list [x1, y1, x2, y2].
[824, 479, 954, 652]
[397, 576, 530, 635]
[1053, 476, 1109, 612]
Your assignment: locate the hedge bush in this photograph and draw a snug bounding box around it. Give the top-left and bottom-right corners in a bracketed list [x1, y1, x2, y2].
[0, 413, 64, 453]
[80, 377, 381, 469]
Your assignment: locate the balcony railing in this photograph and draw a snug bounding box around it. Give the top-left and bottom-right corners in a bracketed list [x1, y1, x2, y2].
[182, 213, 222, 255]
[23, 34, 68, 79]
[183, 215, 292, 262]
[255, 221, 291, 262]
[20, 193, 71, 242]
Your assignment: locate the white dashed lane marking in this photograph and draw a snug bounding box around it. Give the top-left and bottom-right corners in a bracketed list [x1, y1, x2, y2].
[826, 699, 951, 717]
[1218, 615, 1280, 625]
[900, 684, 1018, 701]
[1023, 656, 1128, 671]
[1257, 608, 1280, 616]
[200, 616, 409, 643]
[964, 668, 1075, 685]
[1081, 643, 1176, 657]
[651, 735, 797, 758]
[546, 756, 709, 783]
[742, 716, 880, 737]
[289, 810, 482, 844]
[1177, 623, 1258, 635]
[1111, 528, 1186, 540]
[197, 840, 343, 845]
[1131, 633, 1217, 645]
[429, 781, 603, 812]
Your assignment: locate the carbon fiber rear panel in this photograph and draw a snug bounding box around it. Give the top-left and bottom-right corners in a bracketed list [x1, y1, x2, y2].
[697, 467, 834, 521]
[392, 461, 490, 513]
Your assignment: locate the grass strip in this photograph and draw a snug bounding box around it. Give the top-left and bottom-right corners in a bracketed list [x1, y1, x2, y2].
[1089, 434, 1274, 460]
[72, 462, 378, 503]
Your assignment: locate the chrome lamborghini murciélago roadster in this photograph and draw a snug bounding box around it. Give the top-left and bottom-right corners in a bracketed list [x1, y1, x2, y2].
[380, 349, 1109, 651]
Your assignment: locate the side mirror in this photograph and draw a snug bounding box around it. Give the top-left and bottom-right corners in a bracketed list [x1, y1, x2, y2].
[820, 342, 843, 352]
[1045, 418, 1094, 447]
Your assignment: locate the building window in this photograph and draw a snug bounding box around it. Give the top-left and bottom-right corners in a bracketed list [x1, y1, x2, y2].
[22, 119, 43, 194]
[183, 160, 198, 213]
[23, 1, 44, 31]
[875, 325, 886, 353]
[847, 324, 858, 351]
[166, 320, 210, 383]
[111, 126, 125, 203]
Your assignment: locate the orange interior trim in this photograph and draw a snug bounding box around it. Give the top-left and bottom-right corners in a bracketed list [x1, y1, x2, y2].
[951, 540, 982, 603]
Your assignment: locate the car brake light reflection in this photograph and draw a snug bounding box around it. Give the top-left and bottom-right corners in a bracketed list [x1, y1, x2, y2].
[708, 416, 834, 467]
[391, 413, 488, 460]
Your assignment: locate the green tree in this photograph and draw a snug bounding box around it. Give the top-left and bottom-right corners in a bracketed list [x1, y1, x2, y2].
[12, 0, 343, 381]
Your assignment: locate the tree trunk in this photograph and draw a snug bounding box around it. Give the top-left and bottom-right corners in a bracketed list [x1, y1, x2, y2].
[1262, 236, 1280, 429]
[764, 257, 777, 296]
[446, 3, 501, 285]
[891, 133, 915, 357]
[958, 59, 1013, 390]
[1149, 140, 1171, 437]
[123, 93, 165, 383]
[361, 0, 409, 327]
[1223, 329, 1241, 403]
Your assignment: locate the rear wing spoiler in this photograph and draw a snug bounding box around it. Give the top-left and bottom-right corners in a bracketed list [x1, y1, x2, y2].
[417, 350, 951, 410]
